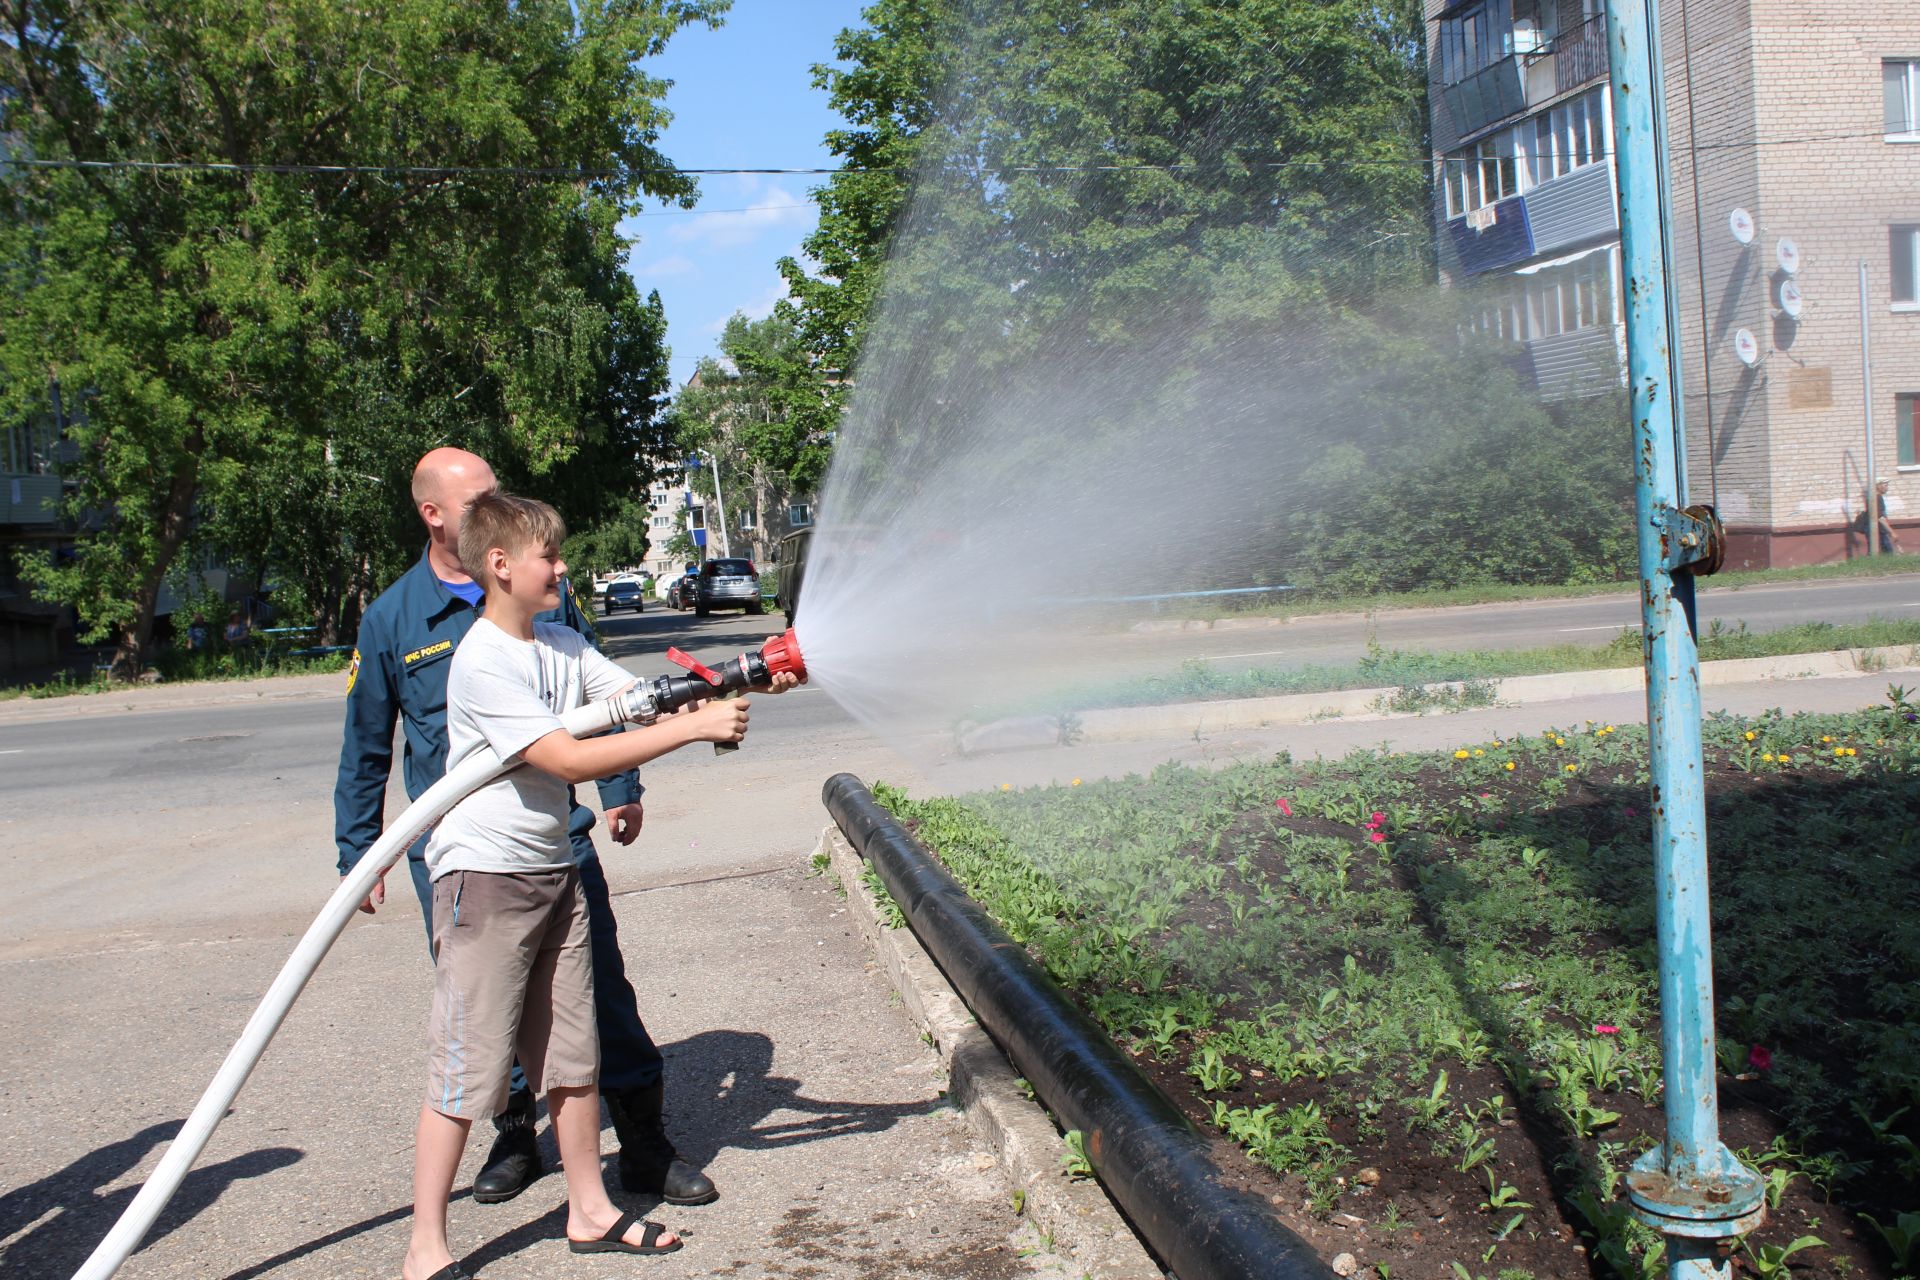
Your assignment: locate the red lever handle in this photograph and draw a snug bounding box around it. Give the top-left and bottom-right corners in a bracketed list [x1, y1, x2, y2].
[664, 647, 722, 685]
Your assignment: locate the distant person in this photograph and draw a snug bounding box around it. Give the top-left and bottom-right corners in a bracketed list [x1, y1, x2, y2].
[185, 615, 209, 651]
[333, 447, 716, 1210]
[223, 610, 250, 645]
[400, 491, 790, 1278]
[1854, 478, 1903, 555]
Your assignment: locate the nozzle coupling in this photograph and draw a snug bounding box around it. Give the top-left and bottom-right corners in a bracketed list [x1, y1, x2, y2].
[614, 629, 808, 728]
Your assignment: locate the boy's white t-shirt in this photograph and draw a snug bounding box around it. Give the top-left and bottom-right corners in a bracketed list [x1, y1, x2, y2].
[424, 616, 632, 880]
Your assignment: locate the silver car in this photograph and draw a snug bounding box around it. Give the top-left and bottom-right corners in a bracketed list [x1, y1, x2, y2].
[693, 558, 764, 616]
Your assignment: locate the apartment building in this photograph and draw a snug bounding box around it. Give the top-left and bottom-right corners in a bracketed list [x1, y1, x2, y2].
[1426, 0, 1920, 567]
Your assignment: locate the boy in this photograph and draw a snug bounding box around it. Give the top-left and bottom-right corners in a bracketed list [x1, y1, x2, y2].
[405, 492, 789, 1280]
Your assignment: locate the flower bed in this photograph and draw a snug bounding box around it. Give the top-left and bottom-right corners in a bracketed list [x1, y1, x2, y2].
[875, 690, 1920, 1279]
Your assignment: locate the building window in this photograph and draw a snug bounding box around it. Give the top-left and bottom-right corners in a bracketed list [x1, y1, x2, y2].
[1886, 60, 1920, 138]
[1900, 395, 1920, 469]
[1443, 132, 1519, 218]
[788, 503, 813, 527]
[1438, 4, 1498, 86]
[1530, 87, 1606, 185]
[689, 506, 705, 530]
[1894, 225, 1920, 307]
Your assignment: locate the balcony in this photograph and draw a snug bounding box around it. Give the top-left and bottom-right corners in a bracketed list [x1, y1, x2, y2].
[1442, 56, 1528, 137]
[1, 473, 60, 526]
[1445, 161, 1618, 278]
[1547, 15, 1609, 96]
[1525, 326, 1622, 402]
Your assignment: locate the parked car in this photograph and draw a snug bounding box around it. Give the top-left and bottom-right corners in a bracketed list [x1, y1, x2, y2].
[666, 570, 700, 611]
[694, 557, 763, 616]
[773, 529, 810, 624]
[604, 577, 644, 613]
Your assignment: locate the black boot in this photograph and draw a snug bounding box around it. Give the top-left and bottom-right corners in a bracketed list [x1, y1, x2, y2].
[472, 1091, 543, 1204]
[606, 1082, 718, 1205]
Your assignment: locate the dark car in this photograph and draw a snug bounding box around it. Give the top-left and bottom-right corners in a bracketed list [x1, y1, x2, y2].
[667, 571, 699, 611]
[773, 529, 810, 625]
[694, 557, 763, 616]
[604, 578, 644, 613]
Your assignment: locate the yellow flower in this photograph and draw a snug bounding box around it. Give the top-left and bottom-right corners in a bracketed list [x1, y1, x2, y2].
[1473, 749, 1485, 757]
[1604, 725, 1615, 733]
[1833, 748, 1846, 757]
[1071, 777, 1083, 786]
[1493, 740, 1504, 747]
[1779, 756, 1794, 766]
[1846, 747, 1859, 757]
[1564, 763, 1578, 773]
[1821, 735, 1834, 744]
[1000, 783, 1012, 791]
[1455, 750, 1471, 759]
[1554, 737, 1567, 747]
[1743, 731, 1756, 741]
[1761, 753, 1775, 762]
[1504, 761, 1517, 771]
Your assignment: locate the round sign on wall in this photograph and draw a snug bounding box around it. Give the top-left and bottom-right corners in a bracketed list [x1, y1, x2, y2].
[1776, 237, 1801, 275]
[1729, 207, 1755, 245]
[1733, 328, 1759, 366]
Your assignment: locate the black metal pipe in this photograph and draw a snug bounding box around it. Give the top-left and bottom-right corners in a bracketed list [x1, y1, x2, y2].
[823, 773, 1329, 1280]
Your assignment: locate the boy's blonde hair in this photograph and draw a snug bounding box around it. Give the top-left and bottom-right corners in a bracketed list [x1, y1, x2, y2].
[458, 491, 567, 591]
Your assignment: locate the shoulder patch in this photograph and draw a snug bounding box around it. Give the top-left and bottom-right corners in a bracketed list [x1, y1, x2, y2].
[345, 648, 360, 694]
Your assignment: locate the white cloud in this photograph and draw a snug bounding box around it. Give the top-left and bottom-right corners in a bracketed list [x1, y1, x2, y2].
[704, 278, 792, 335]
[669, 185, 813, 252]
[637, 253, 699, 280]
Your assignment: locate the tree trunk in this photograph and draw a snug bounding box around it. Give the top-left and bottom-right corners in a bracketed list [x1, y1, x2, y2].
[111, 456, 201, 680]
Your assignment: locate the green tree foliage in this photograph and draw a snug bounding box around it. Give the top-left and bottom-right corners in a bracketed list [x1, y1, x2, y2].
[668, 311, 830, 563]
[0, 0, 724, 672]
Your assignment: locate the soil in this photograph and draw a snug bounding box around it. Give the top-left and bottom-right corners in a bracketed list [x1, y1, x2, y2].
[916, 741, 1917, 1280]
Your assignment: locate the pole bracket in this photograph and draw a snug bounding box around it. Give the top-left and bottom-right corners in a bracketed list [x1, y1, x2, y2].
[1653, 504, 1725, 576]
[1626, 1144, 1766, 1240]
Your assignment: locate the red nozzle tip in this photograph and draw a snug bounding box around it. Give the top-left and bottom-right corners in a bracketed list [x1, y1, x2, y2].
[761, 628, 807, 682]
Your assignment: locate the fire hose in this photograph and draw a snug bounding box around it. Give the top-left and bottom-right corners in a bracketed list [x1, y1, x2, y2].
[73, 631, 806, 1280]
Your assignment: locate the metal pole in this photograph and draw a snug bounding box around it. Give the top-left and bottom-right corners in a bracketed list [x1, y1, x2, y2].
[1605, 2, 1763, 1276]
[1862, 261, 1879, 556]
[709, 450, 733, 558]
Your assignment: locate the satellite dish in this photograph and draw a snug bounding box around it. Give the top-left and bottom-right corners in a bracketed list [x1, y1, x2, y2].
[1776, 238, 1801, 275]
[1778, 278, 1803, 319]
[1729, 208, 1755, 245]
[1733, 329, 1759, 366]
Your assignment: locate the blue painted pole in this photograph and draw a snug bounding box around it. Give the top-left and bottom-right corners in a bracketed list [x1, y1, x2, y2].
[1604, 2, 1764, 1275]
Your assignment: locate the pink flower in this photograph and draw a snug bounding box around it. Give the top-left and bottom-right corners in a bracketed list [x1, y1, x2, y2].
[1625, 806, 1638, 818]
[1593, 1024, 1618, 1035]
[1276, 798, 1293, 817]
[1749, 1045, 1773, 1072]
[1367, 831, 1386, 843]
[1370, 811, 1386, 824]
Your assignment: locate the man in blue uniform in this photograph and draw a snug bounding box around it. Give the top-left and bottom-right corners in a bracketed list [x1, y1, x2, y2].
[334, 447, 716, 1207]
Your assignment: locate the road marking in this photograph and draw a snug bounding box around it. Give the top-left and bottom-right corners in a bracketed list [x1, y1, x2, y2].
[0, 749, 21, 755]
[1559, 623, 1641, 633]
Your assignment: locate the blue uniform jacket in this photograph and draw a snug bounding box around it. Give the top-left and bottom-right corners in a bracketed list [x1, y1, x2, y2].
[332, 549, 642, 875]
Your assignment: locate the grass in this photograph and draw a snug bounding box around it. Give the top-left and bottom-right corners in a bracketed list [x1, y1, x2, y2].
[1026, 617, 1920, 715]
[0, 646, 352, 701]
[1163, 553, 1920, 623]
[880, 689, 1920, 1278]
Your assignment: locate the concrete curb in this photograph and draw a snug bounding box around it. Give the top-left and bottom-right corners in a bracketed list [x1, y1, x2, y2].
[816, 825, 1164, 1280]
[1049, 645, 1920, 746]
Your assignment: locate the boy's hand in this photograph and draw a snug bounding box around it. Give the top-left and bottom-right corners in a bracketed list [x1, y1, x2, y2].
[685, 695, 750, 743]
[605, 801, 644, 846]
[348, 870, 385, 915]
[763, 639, 806, 692]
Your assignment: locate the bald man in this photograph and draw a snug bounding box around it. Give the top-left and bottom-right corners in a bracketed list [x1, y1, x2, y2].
[333, 448, 716, 1208]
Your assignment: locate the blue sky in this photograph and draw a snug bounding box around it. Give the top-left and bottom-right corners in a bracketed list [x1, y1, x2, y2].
[623, 1, 872, 389]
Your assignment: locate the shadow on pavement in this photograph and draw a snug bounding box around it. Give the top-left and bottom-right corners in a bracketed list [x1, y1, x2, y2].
[660, 1029, 936, 1164]
[1, 1118, 301, 1277]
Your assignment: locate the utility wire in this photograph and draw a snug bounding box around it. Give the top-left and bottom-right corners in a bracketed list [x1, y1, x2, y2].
[0, 121, 1910, 180]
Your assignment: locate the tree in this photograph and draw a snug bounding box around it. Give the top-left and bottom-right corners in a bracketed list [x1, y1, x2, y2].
[0, 0, 724, 673]
[669, 311, 830, 563]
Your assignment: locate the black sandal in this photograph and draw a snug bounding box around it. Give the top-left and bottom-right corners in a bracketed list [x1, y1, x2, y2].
[419, 1265, 473, 1280]
[568, 1212, 682, 1256]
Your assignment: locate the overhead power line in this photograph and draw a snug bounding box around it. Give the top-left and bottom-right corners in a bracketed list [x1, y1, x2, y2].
[0, 121, 1910, 181]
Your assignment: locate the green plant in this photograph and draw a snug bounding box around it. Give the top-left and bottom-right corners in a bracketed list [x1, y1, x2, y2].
[1480, 1169, 1531, 1212]
[1861, 1210, 1920, 1271]
[1740, 1235, 1825, 1278]
[1061, 1130, 1094, 1180]
[1189, 1044, 1243, 1093]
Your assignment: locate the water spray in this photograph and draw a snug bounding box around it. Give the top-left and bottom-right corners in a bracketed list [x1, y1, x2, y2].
[71, 630, 806, 1280]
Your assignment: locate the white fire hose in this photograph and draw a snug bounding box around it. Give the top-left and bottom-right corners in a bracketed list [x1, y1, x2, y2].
[72, 688, 650, 1280]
